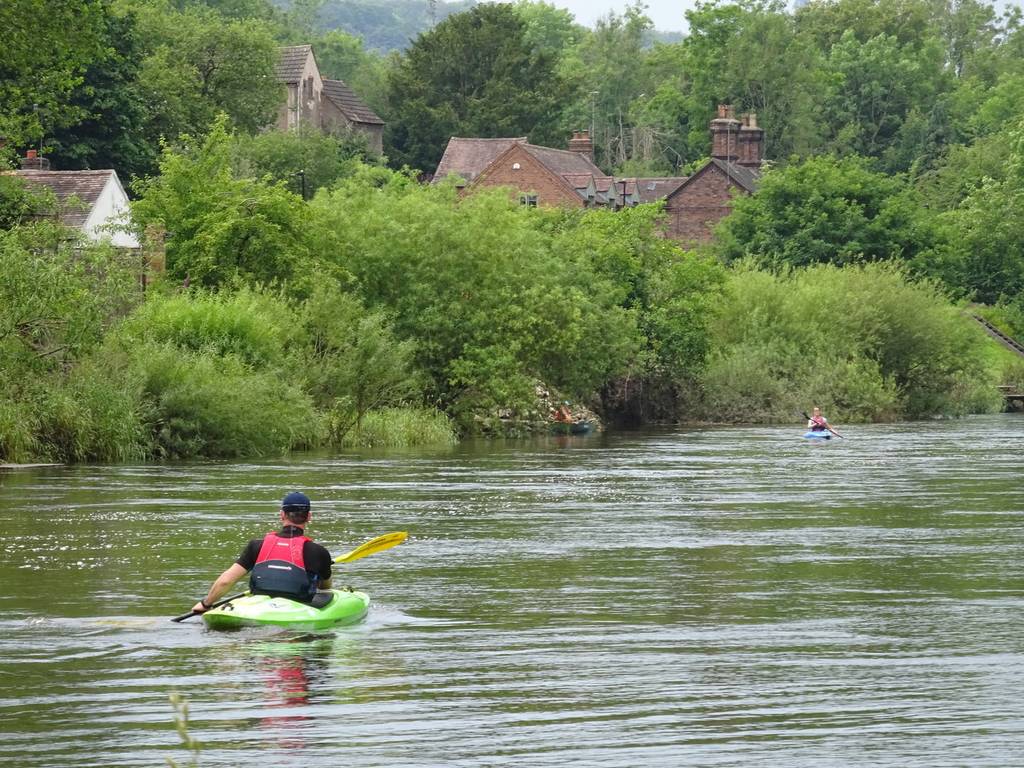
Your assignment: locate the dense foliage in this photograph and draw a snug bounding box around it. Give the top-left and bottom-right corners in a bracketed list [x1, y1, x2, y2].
[385, 3, 568, 171]
[698, 263, 1001, 422]
[2, 0, 1023, 462]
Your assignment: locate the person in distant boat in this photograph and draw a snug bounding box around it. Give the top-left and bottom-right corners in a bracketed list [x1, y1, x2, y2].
[552, 401, 573, 423]
[807, 407, 843, 437]
[191, 492, 333, 614]
[807, 406, 829, 432]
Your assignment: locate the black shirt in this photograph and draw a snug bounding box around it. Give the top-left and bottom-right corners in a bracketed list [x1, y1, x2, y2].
[236, 525, 333, 582]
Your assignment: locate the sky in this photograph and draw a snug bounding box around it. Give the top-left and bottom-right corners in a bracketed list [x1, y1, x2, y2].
[546, 0, 704, 32]
[533, 0, 1022, 34]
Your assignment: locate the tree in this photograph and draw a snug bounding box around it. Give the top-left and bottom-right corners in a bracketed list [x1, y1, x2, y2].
[0, 0, 108, 148]
[304, 29, 389, 115]
[45, 8, 155, 181]
[0, 176, 54, 230]
[231, 125, 372, 198]
[717, 154, 943, 269]
[132, 2, 283, 142]
[676, 0, 828, 162]
[307, 168, 642, 424]
[386, 3, 567, 172]
[131, 117, 312, 289]
[824, 30, 949, 165]
[298, 282, 420, 439]
[559, 3, 654, 169]
[937, 117, 1024, 303]
[512, 0, 586, 60]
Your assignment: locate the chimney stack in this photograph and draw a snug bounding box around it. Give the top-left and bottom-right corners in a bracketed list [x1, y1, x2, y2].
[737, 112, 764, 168]
[709, 104, 741, 163]
[568, 129, 595, 163]
[20, 149, 51, 171]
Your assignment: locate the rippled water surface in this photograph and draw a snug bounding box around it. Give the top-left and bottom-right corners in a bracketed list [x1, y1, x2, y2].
[2, 415, 1023, 767]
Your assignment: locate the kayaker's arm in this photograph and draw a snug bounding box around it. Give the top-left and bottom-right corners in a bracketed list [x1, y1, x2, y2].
[193, 563, 248, 614]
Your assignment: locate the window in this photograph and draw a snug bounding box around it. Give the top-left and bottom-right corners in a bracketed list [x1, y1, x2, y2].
[519, 193, 538, 208]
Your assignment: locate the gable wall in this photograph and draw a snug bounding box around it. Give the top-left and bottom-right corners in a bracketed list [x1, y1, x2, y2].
[321, 99, 384, 155]
[663, 164, 745, 244]
[85, 175, 139, 249]
[473, 146, 583, 208]
[275, 53, 323, 131]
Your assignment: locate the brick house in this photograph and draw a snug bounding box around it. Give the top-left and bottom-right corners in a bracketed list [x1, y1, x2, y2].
[274, 45, 384, 155]
[431, 105, 763, 242]
[433, 131, 633, 208]
[662, 106, 763, 244]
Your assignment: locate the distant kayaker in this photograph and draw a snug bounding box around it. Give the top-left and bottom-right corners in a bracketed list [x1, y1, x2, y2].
[807, 407, 843, 438]
[807, 407, 828, 432]
[191, 492, 333, 615]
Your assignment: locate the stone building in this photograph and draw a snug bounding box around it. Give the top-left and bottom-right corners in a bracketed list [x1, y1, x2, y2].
[274, 45, 384, 155]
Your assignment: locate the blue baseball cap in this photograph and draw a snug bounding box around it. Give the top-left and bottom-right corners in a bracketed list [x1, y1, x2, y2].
[281, 491, 311, 512]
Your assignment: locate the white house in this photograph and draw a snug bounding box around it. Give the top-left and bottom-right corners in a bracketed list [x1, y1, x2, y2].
[11, 152, 139, 249]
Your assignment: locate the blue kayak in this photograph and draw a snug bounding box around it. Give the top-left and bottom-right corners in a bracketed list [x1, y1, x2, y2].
[803, 430, 831, 440]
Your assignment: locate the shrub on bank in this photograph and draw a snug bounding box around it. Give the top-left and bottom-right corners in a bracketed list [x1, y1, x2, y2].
[133, 343, 321, 459]
[695, 263, 1001, 422]
[117, 288, 294, 367]
[336, 407, 458, 448]
[0, 225, 143, 463]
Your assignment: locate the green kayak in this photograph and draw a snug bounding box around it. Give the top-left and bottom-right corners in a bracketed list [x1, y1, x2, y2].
[202, 588, 370, 631]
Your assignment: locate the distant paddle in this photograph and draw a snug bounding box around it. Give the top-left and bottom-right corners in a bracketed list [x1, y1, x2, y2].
[801, 411, 844, 439]
[171, 531, 409, 623]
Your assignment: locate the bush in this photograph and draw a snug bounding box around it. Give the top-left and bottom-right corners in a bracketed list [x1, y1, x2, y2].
[695, 262, 1001, 422]
[337, 407, 458, 448]
[134, 343, 321, 459]
[116, 288, 295, 367]
[34, 359, 147, 463]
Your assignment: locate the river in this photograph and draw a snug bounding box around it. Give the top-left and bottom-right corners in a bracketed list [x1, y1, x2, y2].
[1, 414, 1022, 767]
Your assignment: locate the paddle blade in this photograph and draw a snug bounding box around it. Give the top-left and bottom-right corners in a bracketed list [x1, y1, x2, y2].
[334, 531, 408, 564]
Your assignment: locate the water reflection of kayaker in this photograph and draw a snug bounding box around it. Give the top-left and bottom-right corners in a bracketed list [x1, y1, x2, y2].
[191, 492, 333, 615]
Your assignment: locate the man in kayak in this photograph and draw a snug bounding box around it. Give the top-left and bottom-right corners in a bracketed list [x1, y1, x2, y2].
[191, 492, 333, 614]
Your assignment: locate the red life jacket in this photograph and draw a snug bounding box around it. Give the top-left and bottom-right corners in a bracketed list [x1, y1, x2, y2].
[255, 531, 310, 568]
[250, 531, 316, 600]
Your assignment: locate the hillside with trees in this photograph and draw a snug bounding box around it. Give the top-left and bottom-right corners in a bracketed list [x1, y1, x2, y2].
[2, 0, 1023, 463]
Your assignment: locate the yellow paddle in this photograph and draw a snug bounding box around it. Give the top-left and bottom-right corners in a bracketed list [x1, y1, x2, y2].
[171, 531, 408, 622]
[334, 531, 408, 563]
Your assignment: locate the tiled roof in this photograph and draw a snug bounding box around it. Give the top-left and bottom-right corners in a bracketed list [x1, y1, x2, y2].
[276, 45, 313, 83]
[521, 144, 607, 180]
[629, 177, 689, 203]
[434, 137, 528, 184]
[708, 158, 760, 191]
[322, 79, 383, 125]
[12, 169, 114, 228]
[563, 173, 595, 190]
